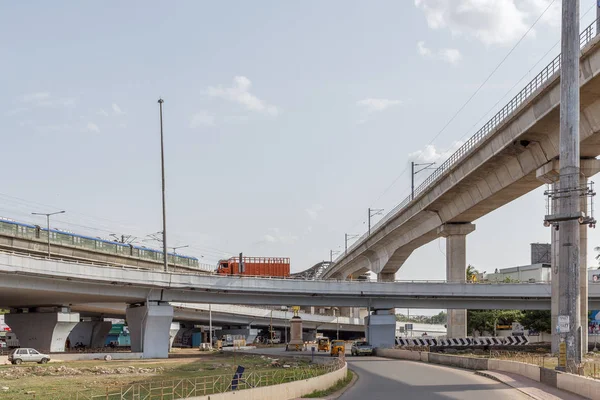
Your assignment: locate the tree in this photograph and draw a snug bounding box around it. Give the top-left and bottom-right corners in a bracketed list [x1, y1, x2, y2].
[430, 311, 447, 325]
[519, 310, 551, 333]
[467, 310, 523, 336]
[466, 265, 479, 282]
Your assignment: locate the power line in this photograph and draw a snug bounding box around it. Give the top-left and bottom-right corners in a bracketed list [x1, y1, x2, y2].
[424, 0, 557, 147]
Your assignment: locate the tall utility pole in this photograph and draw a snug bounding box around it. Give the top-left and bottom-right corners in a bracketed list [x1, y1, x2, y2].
[368, 208, 384, 236]
[344, 233, 359, 254]
[32, 210, 65, 257]
[597, 0, 600, 34]
[158, 98, 168, 272]
[411, 161, 436, 200]
[330, 250, 340, 262]
[559, 0, 581, 371]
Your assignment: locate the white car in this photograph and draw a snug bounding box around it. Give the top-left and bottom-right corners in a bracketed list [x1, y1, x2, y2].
[8, 348, 50, 365]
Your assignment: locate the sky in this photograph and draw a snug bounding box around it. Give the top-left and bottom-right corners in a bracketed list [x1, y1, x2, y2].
[2, 1, 600, 287]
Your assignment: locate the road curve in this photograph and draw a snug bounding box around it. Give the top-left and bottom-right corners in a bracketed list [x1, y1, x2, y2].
[340, 357, 529, 400]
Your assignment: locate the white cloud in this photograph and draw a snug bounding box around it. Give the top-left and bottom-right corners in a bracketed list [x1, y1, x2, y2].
[408, 141, 464, 164]
[190, 111, 215, 128]
[20, 92, 75, 108]
[21, 92, 50, 103]
[417, 41, 462, 65]
[97, 109, 109, 117]
[417, 41, 432, 57]
[414, 0, 559, 47]
[306, 204, 324, 221]
[86, 122, 100, 133]
[5, 107, 28, 116]
[357, 98, 402, 113]
[439, 48, 462, 65]
[112, 103, 125, 115]
[207, 76, 279, 116]
[258, 228, 298, 245]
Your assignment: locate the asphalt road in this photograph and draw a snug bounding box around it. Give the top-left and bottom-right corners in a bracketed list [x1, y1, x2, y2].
[340, 356, 530, 400]
[244, 347, 531, 399]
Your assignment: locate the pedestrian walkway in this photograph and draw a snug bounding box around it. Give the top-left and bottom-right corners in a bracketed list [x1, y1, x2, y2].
[476, 370, 585, 400]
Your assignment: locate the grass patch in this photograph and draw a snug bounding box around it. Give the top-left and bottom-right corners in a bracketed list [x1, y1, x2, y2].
[0, 351, 314, 400]
[302, 370, 354, 398]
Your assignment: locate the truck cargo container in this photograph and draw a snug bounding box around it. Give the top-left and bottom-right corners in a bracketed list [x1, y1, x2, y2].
[216, 256, 290, 277]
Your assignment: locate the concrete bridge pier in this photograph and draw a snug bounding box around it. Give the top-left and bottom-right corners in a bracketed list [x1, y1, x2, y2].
[126, 301, 174, 358]
[68, 318, 112, 349]
[365, 309, 396, 348]
[438, 223, 476, 338]
[5, 307, 80, 352]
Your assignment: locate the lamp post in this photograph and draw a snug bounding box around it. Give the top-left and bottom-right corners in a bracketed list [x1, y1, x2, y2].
[344, 234, 359, 254]
[158, 98, 168, 272]
[32, 210, 65, 257]
[368, 208, 384, 236]
[411, 161, 436, 200]
[209, 304, 212, 348]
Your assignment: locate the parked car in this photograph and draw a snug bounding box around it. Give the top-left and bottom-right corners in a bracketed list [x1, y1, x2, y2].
[8, 348, 50, 365]
[351, 341, 373, 356]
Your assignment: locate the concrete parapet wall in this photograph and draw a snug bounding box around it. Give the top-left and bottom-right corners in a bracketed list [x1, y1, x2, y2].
[557, 373, 600, 400]
[187, 362, 347, 400]
[427, 352, 488, 370]
[488, 359, 540, 382]
[375, 348, 600, 399]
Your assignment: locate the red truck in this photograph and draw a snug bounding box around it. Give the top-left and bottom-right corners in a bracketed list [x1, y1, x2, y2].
[216, 256, 290, 277]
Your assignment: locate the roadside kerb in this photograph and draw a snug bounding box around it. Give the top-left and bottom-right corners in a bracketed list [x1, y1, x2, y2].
[374, 348, 600, 399]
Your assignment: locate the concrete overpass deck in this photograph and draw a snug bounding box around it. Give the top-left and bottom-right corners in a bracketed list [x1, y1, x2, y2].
[1, 252, 599, 310]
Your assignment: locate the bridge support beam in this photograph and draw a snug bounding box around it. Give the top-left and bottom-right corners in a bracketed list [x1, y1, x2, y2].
[365, 309, 396, 348]
[126, 302, 174, 359]
[68, 318, 112, 349]
[538, 159, 600, 353]
[438, 223, 476, 338]
[5, 307, 80, 352]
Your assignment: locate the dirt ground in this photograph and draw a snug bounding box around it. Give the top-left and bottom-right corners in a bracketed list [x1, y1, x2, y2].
[0, 348, 311, 400]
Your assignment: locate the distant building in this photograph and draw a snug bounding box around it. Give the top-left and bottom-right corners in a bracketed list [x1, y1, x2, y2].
[484, 263, 551, 282]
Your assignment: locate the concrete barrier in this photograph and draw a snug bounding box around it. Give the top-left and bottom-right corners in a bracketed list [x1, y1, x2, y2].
[488, 359, 540, 382]
[428, 353, 488, 371]
[188, 362, 348, 400]
[557, 372, 600, 400]
[375, 348, 600, 399]
[376, 348, 421, 361]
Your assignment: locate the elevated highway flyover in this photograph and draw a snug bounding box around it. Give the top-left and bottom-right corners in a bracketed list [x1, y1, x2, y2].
[1, 252, 600, 356]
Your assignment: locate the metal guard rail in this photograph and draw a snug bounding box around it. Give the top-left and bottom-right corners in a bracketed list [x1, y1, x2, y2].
[336, 18, 599, 263]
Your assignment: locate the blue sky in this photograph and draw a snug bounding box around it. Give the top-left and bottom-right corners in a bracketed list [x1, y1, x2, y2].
[1, 1, 599, 283]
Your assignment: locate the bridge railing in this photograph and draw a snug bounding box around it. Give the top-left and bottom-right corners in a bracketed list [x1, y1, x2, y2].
[335, 18, 599, 264]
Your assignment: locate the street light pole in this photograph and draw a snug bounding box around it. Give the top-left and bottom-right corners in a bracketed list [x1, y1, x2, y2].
[209, 303, 212, 348]
[411, 161, 436, 200]
[368, 208, 384, 236]
[32, 210, 65, 257]
[158, 98, 168, 272]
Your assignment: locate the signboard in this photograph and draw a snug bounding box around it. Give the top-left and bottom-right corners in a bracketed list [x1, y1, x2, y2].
[558, 315, 570, 333]
[558, 342, 567, 368]
[590, 310, 600, 335]
[405, 323, 413, 331]
[593, 274, 600, 283]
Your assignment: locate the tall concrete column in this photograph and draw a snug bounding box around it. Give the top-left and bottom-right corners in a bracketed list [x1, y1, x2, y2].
[126, 302, 174, 359]
[68, 318, 112, 349]
[365, 309, 396, 348]
[438, 223, 476, 338]
[5, 308, 80, 352]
